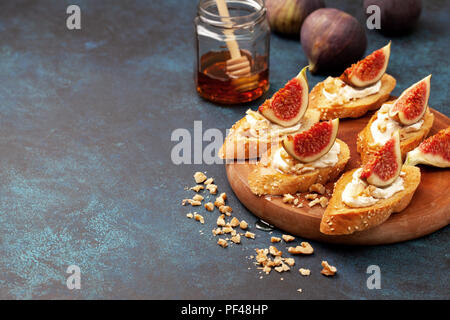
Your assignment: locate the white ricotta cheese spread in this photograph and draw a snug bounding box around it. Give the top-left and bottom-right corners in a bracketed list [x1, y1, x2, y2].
[342, 168, 405, 208]
[322, 77, 381, 104]
[370, 104, 424, 145]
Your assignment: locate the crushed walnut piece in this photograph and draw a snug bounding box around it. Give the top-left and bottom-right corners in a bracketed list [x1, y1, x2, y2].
[321, 261, 337, 276]
[222, 226, 234, 234]
[269, 246, 282, 257]
[378, 122, 387, 133]
[217, 214, 226, 227]
[282, 234, 295, 243]
[360, 185, 376, 197]
[274, 263, 290, 273]
[230, 217, 240, 228]
[284, 258, 295, 267]
[194, 172, 207, 184]
[194, 213, 204, 224]
[190, 185, 204, 192]
[186, 213, 193, 219]
[239, 220, 248, 230]
[308, 198, 321, 207]
[192, 194, 204, 202]
[271, 236, 281, 243]
[282, 193, 296, 204]
[182, 199, 202, 206]
[217, 238, 228, 248]
[305, 193, 318, 200]
[262, 265, 271, 274]
[299, 268, 311, 276]
[231, 234, 241, 244]
[309, 183, 325, 195]
[219, 205, 233, 216]
[204, 177, 214, 185]
[288, 242, 314, 255]
[214, 197, 225, 208]
[204, 202, 214, 211]
[219, 192, 227, 201]
[319, 196, 329, 208]
[206, 184, 218, 194]
[217, 214, 225, 227]
[212, 228, 223, 236]
[255, 248, 268, 264]
[245, 231, 255, 239]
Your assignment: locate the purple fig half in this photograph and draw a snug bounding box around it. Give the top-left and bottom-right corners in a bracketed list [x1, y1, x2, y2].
[259, 66, 309, 127]
[282, 119, 339, 162]
[360, 131, 402, 187]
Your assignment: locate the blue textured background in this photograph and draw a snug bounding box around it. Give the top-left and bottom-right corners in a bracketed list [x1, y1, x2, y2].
[0, 0, 448, 299]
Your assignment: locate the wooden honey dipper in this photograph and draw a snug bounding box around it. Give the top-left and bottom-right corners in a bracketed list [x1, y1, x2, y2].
[215, 0, 259, 92]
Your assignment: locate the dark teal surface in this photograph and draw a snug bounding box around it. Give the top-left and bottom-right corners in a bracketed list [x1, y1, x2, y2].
[0, 0, 448, 299]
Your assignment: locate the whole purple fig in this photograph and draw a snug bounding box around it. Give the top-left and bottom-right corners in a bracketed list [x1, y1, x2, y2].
[266, 0, 325, 36]
[300, 8, 367, 74]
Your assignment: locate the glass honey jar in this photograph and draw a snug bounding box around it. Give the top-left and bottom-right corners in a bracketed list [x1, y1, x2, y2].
[195, 0, 270, 104]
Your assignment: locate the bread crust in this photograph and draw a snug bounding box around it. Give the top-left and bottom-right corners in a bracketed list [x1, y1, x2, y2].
[248, 139, 350, 196]
[320, 165, 421, 235]
[357, 105, 434, 163]
[309, 74, 396, 120]
[219, 109, 320, 160]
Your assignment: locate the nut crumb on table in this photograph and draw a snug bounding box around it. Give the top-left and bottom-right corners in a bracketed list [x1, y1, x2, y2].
[204, 177, 214, 185]
[204, 202, 214, 211]
[194, 172, 207, 184]
[321, 261, 337, 276]
[217, 215, 226, 227]
[288, 242, 314, 255]
[282, 193, 295, 204]
[231, 234, 241, 244]
[305, 193, 318, 200]
[230, 217, 240, 227]
[282, 234, 295, 242]
[190, 185, 204, 192]
[245, 231, 255, 239]
[219, 205, 233, 215]
[239, 220, 248, 230]
[206, 184, 218, 194]
[299, 268, 311, 276]
[192, 194, 204, 202]
[217, 238, 228, 248]
[271, 236, 281, 243]
[193, 213, 204, 224]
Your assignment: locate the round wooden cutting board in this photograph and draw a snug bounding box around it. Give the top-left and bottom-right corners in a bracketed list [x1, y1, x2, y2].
[226, 108, 450, 245]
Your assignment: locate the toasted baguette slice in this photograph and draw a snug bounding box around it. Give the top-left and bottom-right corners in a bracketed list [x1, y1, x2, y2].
[309, 74, 396, 120]
[320, 165, 420, 235]
[248, 139, 350, 196]
[219, 108, 320, 160]
[357, 104, 434, 163]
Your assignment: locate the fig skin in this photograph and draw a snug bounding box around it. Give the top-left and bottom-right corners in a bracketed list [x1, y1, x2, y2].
[360, 131, 402, 187]
[389, 75, 431, 125]
[301, 8, 367, 74]
[282, 119, 339, 163]
[405, 127, 450, 168]
[364, 0, 422, 34]
[266, 0, 325, 36]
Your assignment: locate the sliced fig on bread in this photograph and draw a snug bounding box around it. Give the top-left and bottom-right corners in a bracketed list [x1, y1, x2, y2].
[259, 66, 309, 127]
[340, 42, 391, 88]
[389, 75, 431, 126]
[360, 131, 402, 187]
[282, 119, 339, 163]
[405, 126, 450, 168]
